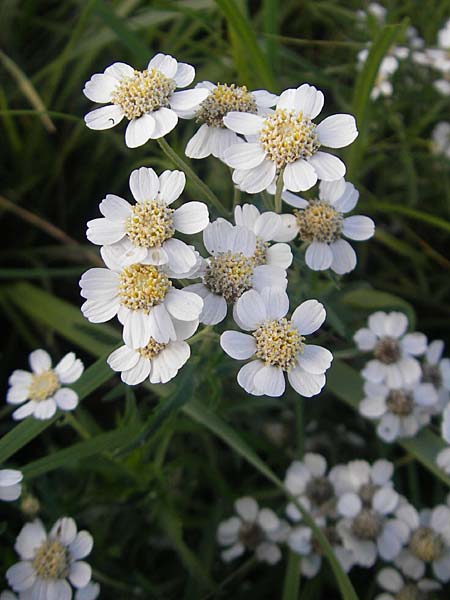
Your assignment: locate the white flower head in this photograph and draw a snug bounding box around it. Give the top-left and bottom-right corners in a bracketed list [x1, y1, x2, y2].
[375, 567, 441, 600]
[359, 380, 436, 443]
[86, 167, 209, 274]
[6, 517, 93, 598]
[6, 350, 84, 421]
[217, 496, 289, 565]
[185, 219, 288, 325]
[107, 317, 197, 385]
[283, 178, 374, 274]
[395, 503, 450, 583]
[354, 311, 427, 388]
[220, 288, 332, 398]
[0, 470, 23, 502]
[184, 81, 278, 159]
[432, 122, 450, 158]
[83, 53, 208, 147]
[80, 246, 203, 349]
[222, 84, 358, 194]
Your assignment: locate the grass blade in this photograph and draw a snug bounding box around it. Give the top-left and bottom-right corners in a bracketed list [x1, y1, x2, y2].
[282, 550, 301, 600]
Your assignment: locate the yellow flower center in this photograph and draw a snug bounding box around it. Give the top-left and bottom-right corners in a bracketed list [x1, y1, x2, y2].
[253, 318, 304, 371]
[409, 526, 444, 562]
[32, 539, 69, 580]
[28, 371, 60, 402]
[111, 68, 177, 120]
[351, 508, 382, 540]
[138, 337, 167, 359]
[386, 390, 414, 416]
[259, 109, 320, 168]
[125, 201, 175, 248]
[295, 201, 343, 244]
[252, 238, 269, 266]
[197, 83, 257, 128]
[118, 264, 171, 311]
[203, 251, 254, 304]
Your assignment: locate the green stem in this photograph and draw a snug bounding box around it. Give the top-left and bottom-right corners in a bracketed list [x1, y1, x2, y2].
[157, 138, 225, 214]
[274, 169, 284, 213]
[63, 413, 91, 440]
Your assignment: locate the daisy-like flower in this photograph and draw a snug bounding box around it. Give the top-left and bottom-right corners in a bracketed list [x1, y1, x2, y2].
[6, 350, 84, 421]
[359, 380, 436, 443]
[80, 247, 203, 349]
[375, 567, 441, 600]
[222, 84, 358, 194]
[217, 496, 289, 565]
[284, 453, 337, 521]
[354, 312, 427, 388]
[83, 53, 208, 148]
[184, 82, 277, 159]
[86, 167, 209, 274]
[185, 219, 288, 326]
[220, 287, 332, 397]
[395, 503, 450, 582]
[0, 469, 22, 502]
[107, 318, 197, 385]
[432, 122, 450, 159]
[6, 517, 93, 599]
[283, 178, 374, 274]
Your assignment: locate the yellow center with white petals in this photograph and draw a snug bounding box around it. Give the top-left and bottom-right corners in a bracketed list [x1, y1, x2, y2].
[28, 371, 60, 402]
[409, 526, 444, 562]
[138, 337, 167, 359]
[259, 109, 320, 168]
[295, 201, 343, 244]
[125, 201, 175, 248]
[203, 251, 254, 304]
[197, 83, 257, 128]
[253, 318, 304, 371]
[111, 68, 177, 120]
[32, 539, 69, 580]
[118, 264, 171, 311]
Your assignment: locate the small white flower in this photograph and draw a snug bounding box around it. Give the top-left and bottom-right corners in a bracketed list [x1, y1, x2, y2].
[220, 287, 332, 398]
[184, 82, 277, 159]
[217, 496, 289, 565]
[395, 503, 450, 583]
[438, 19, 450, 50]
[354, 311, 427, 388]
[222, 84, 358, 194]
[437, 446, 450, 474]
[86, 167, 209, 274]
[6, 517, 93, 598]
[80, 248, 203, 349]
[83, 53, 208, 148]
[185, 219, 288, 325]
[359, 380, 435, 442]
[6, 350, 84, 421]
[375, 567, 441, 600]
[432, 122, 450, 159]
[75, 582, 100, 600]
[107, 318, 197, 385]
[0, 469, 23, 502]
[283, 178, 374, 274]
[358, 48, 399, 99]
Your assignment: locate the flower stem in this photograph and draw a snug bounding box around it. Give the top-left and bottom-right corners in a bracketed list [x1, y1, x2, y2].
[274, 169, 284, 213]
[157, 138, 225, 215]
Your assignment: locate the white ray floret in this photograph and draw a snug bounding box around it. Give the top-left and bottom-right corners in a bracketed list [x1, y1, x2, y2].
[6, 517, 93, 599]
[222, 83, 358, 194]
[75, 582, 100, 600]
[375, 567, 441, 600]
[86, 167, 209, 274]
[83, 53, 208, 148]
[220, 287, 332, 398]
[354, 311, 427, 388]
[0, 470, 23, 502]
[6, 350, 84, 421]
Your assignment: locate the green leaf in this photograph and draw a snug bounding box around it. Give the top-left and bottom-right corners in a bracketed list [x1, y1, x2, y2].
[339, 287, 416, 328]
[282, 550, 301, 600]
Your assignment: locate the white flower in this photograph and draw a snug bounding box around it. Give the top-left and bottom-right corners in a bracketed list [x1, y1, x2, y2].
[438, 19, 450, 49]
[220, 288, 332, 398]
[86, 167, 209, 274]
[375, 567, 441, 600]
[83, 53, 208, 148]
[6, 517, 93, 599]
[284, 453, 336, 521]
[79, 248, 203, 349]
[395, 503, 450, 582]
[432, 122, 450, 158]
[217, 496, 289, 565]
[184, 219, 288, 325]
[358, 48, 399, 99]
[359, 380, 435, 442]
[354, 311, 427, 388]
[184, 82, 277, 159]
[75, 582, 100, 600]
[107, 318, 197, 385]
[222, 84, 358, 194]
[0, 470, 23, 502]
[283, 178, 374, 274]
[6, 350, 84, 421]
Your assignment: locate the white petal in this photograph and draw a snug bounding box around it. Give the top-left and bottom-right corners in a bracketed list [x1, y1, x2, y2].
[373, 488, 399, 514]
[148, 53, 178, 78]
[354, 328, 377, 351]
[283, 159, 318, 192]
[6, 561, 36, 591]
[173, 202, 209, 234]
[235, 497, 259, 522]
[173, 62, 195, 87]
[273, 214, 299, 242]
[69, 561, 92, 589]
[235, 289, 267, 330]
[47, 580, 72, 600]
[223, 143, 266, 169]
[199, 292, 228, 325]
[158, 169, 186, 204]
[104, 62, 134, 80]
[260, 287, 289, 320]
[150, 342, 190, 384]
[170, 88, 209, 111]
[342, 216, 375, 241]
[304, 453, 327, 477]
[319, 178, 347, 204]
[266, 243, 293, 269]
[433, 553, 450, 582]
[220, 331, 256, 360]
[237, 360, 266, 395]
[203, 219, 233, 254]
[147, 304, 176, 343]
[337, 493, 362, 517]
[377, 414, 400, 442]
[86, 218, 125, 245]
[79, 267, 119, 300]
[437, 448, 450, 473]
[254, 365, 285, 397]
[0, 482, 21, 500]
[83, 73, 117, 103]
[330, 239, 357, 274]
[401, 333, 427, 356]
[234, 160, 277, 194]
[33, 399, 57, 420]
[163, 239, 196, 273]
[29, 349, 52, 374]
[98, 192, 131, 220]
[164, 289, 203, 321]
[125, 114, 155, 147]
[12, 401, 37, 421]
[122, 310, 152, 349]
[0, 469, 23, 486]
[54, 388, 79, 411]
[208, 127, 241, 159]
[185, 124, 212, 158]
[291, 299, 326, 335]
[81, 298, 120, 323]
[217, 516, 240, 545]
[278, 84, 324, 118]
[8, 369, 32, 386]
[129, 167, 160, 202]
[281, 191, 309, 209]
[288, 366, 326, 397]
[299, 345, 333, 374]
[223, 112, 265, 134]
[121, 357, 151, 385]
[333, 182, 360, 213]
[15, 520, 47, 559]
[359, 395, 386, 419]
[51, 517, 77, 545]
[254, 212, 281, 241]
[308, 152, 346, 181]
[7, 385, 31, 405]
[70, 531, 93, 560]
[55, 354, 83, 384]
[426, 340, 444, 365]
[84, 104, 124, 130]
[368, 311, 389, 336]
[107, 345, 139, 372]
[305, 241, 333, 271]
[316, 114, 358, 148]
